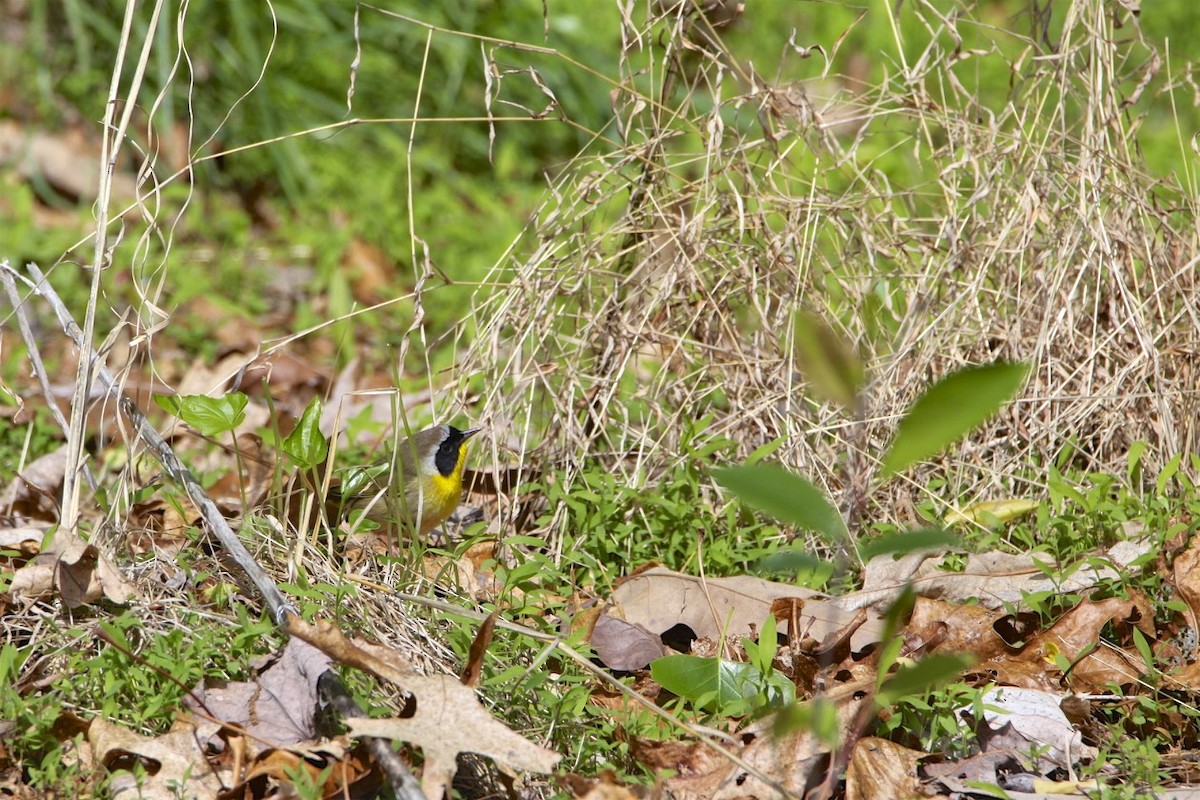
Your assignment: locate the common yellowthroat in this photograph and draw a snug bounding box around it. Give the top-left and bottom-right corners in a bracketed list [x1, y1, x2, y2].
[331, 424, 481, 537]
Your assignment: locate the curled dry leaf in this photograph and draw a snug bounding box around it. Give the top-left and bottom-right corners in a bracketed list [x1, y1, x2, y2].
[235, 739, 375, 799]
[559, 771, 646, 800]
[906, 597, 1010, 660]
[0, 445, 69, 521]
[1172, 533, 1200, 639]
[9, 528, 136, 608]
[206, 433, 275, 514]
[0, 526, 47, 557]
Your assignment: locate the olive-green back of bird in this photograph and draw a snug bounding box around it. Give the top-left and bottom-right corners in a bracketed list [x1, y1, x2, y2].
[334, 424, 479, 537]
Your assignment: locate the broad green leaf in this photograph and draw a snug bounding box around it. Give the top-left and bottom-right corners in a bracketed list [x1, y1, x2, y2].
[1132, 627, 1156, 675]
[282, 397, 329, 469]
[876, 653, 974, 706]
[791, 310, 865, 411]
[746, 436, 787, 465]
[714, 463, 847, 543]
[755, 548, 834, 582]
[881, 362, 1029, 477]
[944, 499, 1038, 527]
[875, 584, 916, 686]
[774, 697, 839, 746]
[650, 654, 794, 715]
[858, 528, 958, 561]
[1157, 452, 1183, 495]
[155, 393, 248, 437]
[1125, 441, 1148, 487]
[340, 463, 388, 497]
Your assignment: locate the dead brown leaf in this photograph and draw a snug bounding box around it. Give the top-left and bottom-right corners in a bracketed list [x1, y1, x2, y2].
[287, 617, 560, 800]
[0, 445, 68, 522]
[560, 771, 647, 800]
[233, 738, 377, 799]
[9, 528, 137, 608]
[460, 611, 499, 687]
[849, 543, 1153, 612]
[343, 237, 397, 303]
[666, 697, 867, 800]
[612, 567, 882, 653]
[844, 737, 927, 800]
[1174, 534, 1200, 653]
[206, 433, 274, 515]
[88, 718, 225, 800]
[907, 597, 1009, 660]
[185, 638, 333, 749]
[0, 121, 137, 203]
[590, 614, 667, 671]
[970, 686, 1095, 770]
[0, 526, 47, 557]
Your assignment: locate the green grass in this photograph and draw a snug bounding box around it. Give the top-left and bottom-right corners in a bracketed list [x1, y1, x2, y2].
[4, 0, 1200, 795]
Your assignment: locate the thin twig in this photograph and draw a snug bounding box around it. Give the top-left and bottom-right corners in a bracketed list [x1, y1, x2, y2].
[14, 262, 295, 624]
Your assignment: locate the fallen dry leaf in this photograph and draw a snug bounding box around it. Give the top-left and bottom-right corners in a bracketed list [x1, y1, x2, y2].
[343, 237, 397, 303]
[185, 637, 332, 750]
[1173, 534, 1200, 650]
[205, 433, 274, 515]
[88, 718, 225, 800]
[1022, 597, 1149, 692]
[844, 737, 927, 800]
[9, 528, 137, 608]
[0, 121, 137, 203]
[968, 686, 1096, 770]
[923, 750, 1023, 794]
[611, 567, 882, 654]
[666, 696, 868, 800]
[287, 617, 560, 800]
[234, 738, 376, 799]
[0, 525, 47, 556]
[560, 771, 646, 800]
[590, 614, 667, 671]
[906, 597, 1010, 661]
[848, 542, 1152, 612]
[0, 445, 68, 521]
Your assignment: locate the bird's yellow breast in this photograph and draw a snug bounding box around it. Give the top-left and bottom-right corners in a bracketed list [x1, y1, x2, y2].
[412, 445, 468, 534]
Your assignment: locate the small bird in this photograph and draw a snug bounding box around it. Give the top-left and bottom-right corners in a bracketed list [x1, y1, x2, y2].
[331, 424, 481, 537]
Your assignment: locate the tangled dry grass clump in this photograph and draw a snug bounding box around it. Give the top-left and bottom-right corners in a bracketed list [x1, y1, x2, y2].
[460, 0, 1200, 544]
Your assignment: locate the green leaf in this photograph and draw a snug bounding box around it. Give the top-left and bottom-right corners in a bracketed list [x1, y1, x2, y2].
[755, 548, 834, 582]
[650, 654, 794, 715]
[1157, 452, 1183, 495]
[155, 393, 248, 437]
[714, 463, 847, 543]
[282, 397, 329, 469]
[1125, 441, 1148, 487]
[944, 499, 1039, 527]
[1131, 627, 1156, 675]
[791, 309, 865, 411]
[876, 653, 973, 706]
[875, 584, 916, 685]
[858, 528, 958, 561]
[881, 362, 1029, 477]
[774, 697, 839, 746]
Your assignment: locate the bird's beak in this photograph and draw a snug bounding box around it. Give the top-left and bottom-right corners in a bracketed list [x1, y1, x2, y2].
[462, 427, 483, 440]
